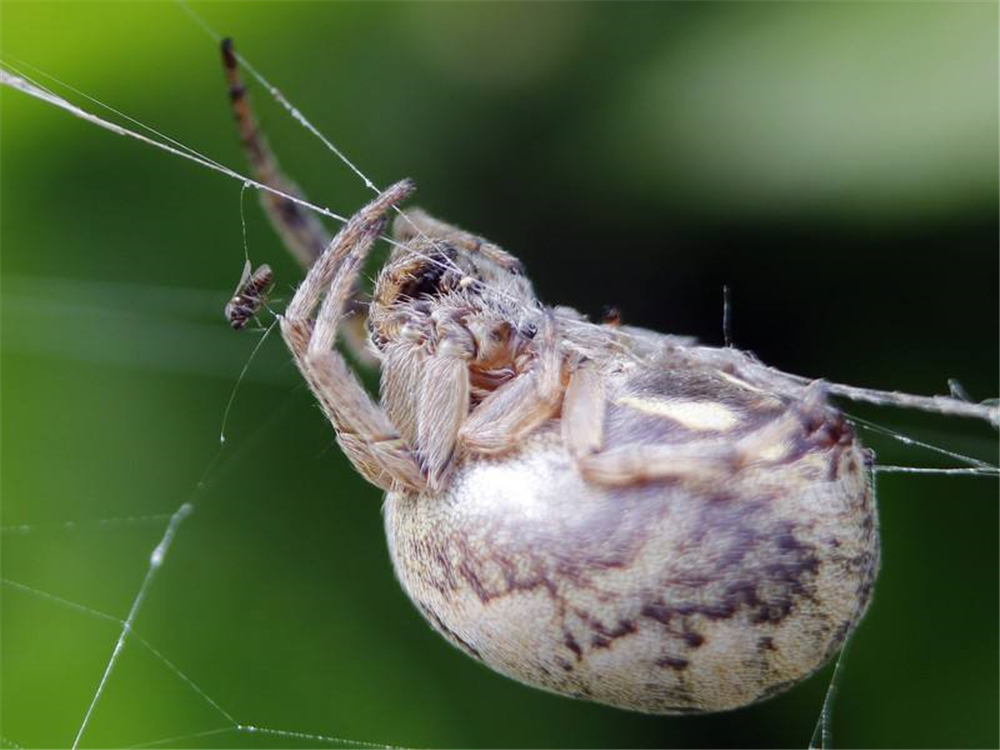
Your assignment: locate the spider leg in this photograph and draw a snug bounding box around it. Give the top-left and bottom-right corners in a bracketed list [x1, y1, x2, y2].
[221, 38, 374, 365]
[281, 180, 425, 493]
[415, 323, 472, 489]
[560, 367, 605, 458]
[222, 38, 328, 266]
[564, 374, 833, 487]
[377, 322, 474, 490]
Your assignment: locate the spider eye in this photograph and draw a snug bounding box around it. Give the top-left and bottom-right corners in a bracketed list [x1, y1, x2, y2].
[398, 249, 457, 301]
[403, 265, 446, 299]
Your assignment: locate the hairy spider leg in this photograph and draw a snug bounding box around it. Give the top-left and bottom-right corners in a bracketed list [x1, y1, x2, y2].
[280, 180, 426, 493]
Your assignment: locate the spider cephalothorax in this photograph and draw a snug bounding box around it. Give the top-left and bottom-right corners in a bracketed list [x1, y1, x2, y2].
[358, 210, 558, 479]
[368, 211, 542, 376]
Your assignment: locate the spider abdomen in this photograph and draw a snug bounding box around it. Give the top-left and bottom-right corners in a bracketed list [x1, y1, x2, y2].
[385, 403, 879, 714]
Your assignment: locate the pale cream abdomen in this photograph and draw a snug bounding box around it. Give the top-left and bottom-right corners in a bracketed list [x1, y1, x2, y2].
[384, 423, 879, 714]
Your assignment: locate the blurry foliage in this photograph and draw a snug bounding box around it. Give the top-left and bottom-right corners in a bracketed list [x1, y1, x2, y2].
[1, 2, 997, 749]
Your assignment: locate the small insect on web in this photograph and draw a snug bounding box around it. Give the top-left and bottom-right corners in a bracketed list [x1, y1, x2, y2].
[223, 187, 275, 333]
[224, 261, 274, 328]
[218, 181, 282, 444]
[1, 2, 1000, 748]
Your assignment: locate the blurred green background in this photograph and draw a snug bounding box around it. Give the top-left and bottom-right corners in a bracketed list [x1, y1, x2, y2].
[2, 2, 997, 748]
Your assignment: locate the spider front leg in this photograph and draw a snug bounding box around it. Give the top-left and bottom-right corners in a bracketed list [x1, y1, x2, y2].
[414, 320, 474, 490]
[281, 181, 426, 493]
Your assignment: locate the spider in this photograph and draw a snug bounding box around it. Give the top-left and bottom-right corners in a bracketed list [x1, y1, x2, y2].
[221, 39, 890, 714]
